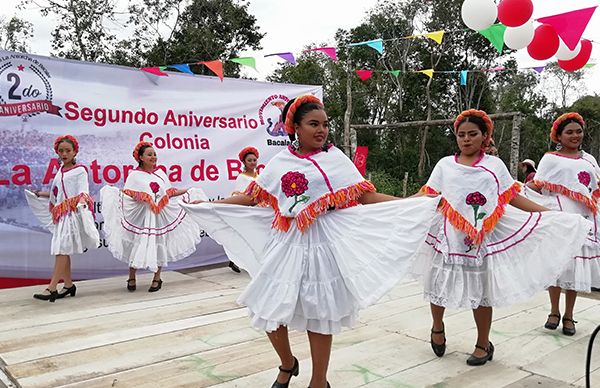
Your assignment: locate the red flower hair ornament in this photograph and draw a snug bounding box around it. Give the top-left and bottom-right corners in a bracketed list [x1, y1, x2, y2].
[53, 134, 79, 154]
[133, 141, 153, 162]
[453, 109, 494, 147]
[284, 95, 324, 135]
[550, 112, 585, 143]
[238, 146, 260, 161]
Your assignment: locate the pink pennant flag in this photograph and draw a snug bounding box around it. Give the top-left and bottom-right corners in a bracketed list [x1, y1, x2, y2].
[537, 6, 597, 50]
[355, 70, 374, 81]
[304, 47, 338, 61]
[140, 67, 168, 77]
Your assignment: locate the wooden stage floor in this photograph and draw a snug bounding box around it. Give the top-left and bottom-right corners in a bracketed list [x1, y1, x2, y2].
[1, 268, 599, 388]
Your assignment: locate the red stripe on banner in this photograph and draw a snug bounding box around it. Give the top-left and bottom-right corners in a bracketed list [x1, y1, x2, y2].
[0, 278, 50, 289]
[353, 146, 368, 176]
[0, 100, 62, 116]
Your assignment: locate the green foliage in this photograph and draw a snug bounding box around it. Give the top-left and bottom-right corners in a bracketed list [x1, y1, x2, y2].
[0, 16, 33, 52]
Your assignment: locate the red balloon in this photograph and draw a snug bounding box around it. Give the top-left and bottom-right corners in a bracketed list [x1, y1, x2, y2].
[527, 24, 559, 60]
[559, 40, 593, 72]
[498, 0, 534, 27]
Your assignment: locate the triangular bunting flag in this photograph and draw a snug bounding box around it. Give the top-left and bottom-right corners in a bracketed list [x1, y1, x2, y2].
[140, 67, 168, 76]
[366, 40, 384, 54]
[387, 70, 401, 77]
[169, 64, 193, 74]
[537, 6, 597, 50]
[305, 47, 338, 61]
[198, 60, 224, 81]
[349, 39, 384, 54]
[532, 66, 545, 73]
[419, 69, 434, 79]
[355, 70, 374, 81]
[584, 63, 597, 68]
[478, 24, 507, 54]
[460, 70, 468, 86]
[264, 52, 297, 65]
[425, 31, 445, 45]
[230, 57, 257, 71]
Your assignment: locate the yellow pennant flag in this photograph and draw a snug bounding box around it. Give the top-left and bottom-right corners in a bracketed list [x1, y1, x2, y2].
[419, 69, 434, 79]
[425, 31, 445, 45]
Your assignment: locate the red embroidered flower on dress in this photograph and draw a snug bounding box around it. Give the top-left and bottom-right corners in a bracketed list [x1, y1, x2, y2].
[466, 191, 488, 227]
[578, 171, 591, 187]
[52, 186, 58, 197]
[466, 192, 487, 206]
[464, 236, 475, 253]
[281, 171, 310, 213]
[281, 171, 309, 197]
[149, 182, 160, 194]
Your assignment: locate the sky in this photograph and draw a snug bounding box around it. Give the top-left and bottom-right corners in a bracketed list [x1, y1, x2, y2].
[1, 0, 599, 99]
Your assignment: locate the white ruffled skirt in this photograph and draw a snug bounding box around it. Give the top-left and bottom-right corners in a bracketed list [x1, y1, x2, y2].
[100, 187, 206, 272]
[25, 190, 99, 255]
[412, 204, 592, 309]
[181, 196, 440, 335]
[526, 189, 600, 292]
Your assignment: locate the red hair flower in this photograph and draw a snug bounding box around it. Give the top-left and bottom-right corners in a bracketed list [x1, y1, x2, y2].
[454, 109, 494, 147]
[133, 141, 153, 162]
[53, 134, 79, 154]
[284, 95, 324, 135]
[550, 112, 585, 143]
[238, 146, 260, 161]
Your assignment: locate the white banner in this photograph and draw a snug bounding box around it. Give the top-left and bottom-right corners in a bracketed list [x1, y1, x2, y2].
[0, 50, 322, 279]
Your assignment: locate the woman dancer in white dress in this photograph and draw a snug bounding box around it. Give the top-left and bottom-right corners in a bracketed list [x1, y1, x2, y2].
[100, 142, 206, 292]
[26, 135, 99, 302]
[526, 112, 600, 336]
[182, 95, 441, 388]
[227, 146, 261, 273]
[417, 109, 591, 365]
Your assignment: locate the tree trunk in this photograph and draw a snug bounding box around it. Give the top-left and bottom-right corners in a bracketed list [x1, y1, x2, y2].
[510, 113, 522, 178]
[418, 76, 433, 179]
[343, 66, 353, 157]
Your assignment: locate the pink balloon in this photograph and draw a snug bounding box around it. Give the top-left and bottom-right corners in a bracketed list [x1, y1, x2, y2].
[527, 24, 559, 60]
[498, 0, 534, 27]
[558, 40, 593, 72]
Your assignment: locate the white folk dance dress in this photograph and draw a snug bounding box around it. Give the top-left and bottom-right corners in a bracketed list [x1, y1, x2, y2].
[232, 173, 257, 195]
[100, 168, 206, 272]
[532, 151, 600, 291]
[413, 153, 592, 309]
[181, 145, 440, 335]
[25, 165, 99, 255]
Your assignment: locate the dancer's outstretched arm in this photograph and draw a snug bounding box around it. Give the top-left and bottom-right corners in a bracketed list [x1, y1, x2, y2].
[359, 192, 400, 204]
[510, 194, 548, 212]
[190, 194, 255, 206]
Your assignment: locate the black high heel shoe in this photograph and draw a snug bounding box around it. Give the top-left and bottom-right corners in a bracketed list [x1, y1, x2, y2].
[127, 278, 136, 292]
[57, 284, 77, 299]
[228, 261, 241, 273]
[544, 313, 561, 330]
[271, 356, 299, 388]
[148, 279, 162, 292]
[466, 342, 494, 366]
[33, 288, 58, 303]
[430, 325, 446, 357]
[562, 317, 577, 336]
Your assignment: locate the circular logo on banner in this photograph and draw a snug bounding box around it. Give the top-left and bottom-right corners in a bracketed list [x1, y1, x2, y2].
[0, 54, 61, 118]
[258, 94, 289, 137]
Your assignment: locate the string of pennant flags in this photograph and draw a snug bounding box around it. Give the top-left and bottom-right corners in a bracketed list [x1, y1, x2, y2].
[140, 5, 598, 83]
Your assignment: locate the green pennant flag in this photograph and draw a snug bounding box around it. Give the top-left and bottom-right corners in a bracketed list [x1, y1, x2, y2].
[230, 57, 257, 70]
[584, 63, 596, 68]
[159, 66, 167, 71]
[384, 70, 400, 77]
[478, 24, 507, 54]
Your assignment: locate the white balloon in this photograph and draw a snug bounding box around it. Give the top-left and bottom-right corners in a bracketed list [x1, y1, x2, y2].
[461, 0, 498, 31]
[556, 39, 582, 61]
[504, 21, 535, 50]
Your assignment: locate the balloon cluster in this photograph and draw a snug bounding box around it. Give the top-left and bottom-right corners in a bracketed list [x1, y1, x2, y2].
[461, 0, 592, 72]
